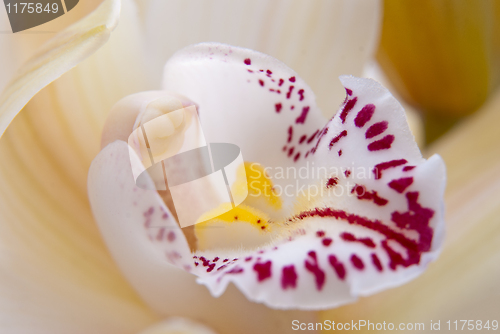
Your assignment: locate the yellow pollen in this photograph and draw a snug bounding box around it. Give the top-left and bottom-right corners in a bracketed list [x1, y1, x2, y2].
[196, 203, 270, 231]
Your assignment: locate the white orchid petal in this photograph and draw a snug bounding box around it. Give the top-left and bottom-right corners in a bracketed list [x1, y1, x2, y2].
[88, 140, 318, 333]
[0, 0, 120, 137]
[143, 0, 381, 117]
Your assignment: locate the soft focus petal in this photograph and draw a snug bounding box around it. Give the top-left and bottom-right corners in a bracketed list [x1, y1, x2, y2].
[88, 141, 317, 334]
[319, 87, 500, 329]
[138, 318, 217, 334]
[194, 76, 445, 310]
[0, 0, 120, 137]
[143, 0, 381, 118]
[0, 1, 155, 333]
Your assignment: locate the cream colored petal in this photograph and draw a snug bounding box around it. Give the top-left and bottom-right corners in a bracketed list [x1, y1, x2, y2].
[0, 0, 121, 137]
[142, 0, 381, 118]
[0, 0, 155, 333]
[138, 318, 217, 334]
[319, 88, 500, 327]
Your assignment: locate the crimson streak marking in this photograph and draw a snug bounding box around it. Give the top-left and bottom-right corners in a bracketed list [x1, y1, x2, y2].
[296, 106, 310, 124]
[351, 254, 365, 270]
[253, 261, 272, 282]
[388, 177, 414, 193]
[275, 103, 282, 113]
[373, 159, 408, 179]
[304, 251, 326, 291]
[354, 104, 375, 128]
[371, 253, 383, 272]
[339, 97, 357, 123]
[311, 127, 329, 154]
[341, 232, 376, 248]
[328, 255, 346, 280]
[307, 130, 319, 144]
[351, 184, 389, 206]
[365, 121, 388, 139]
[329, 130, 347, 149]
[368, 134, 395, 151]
